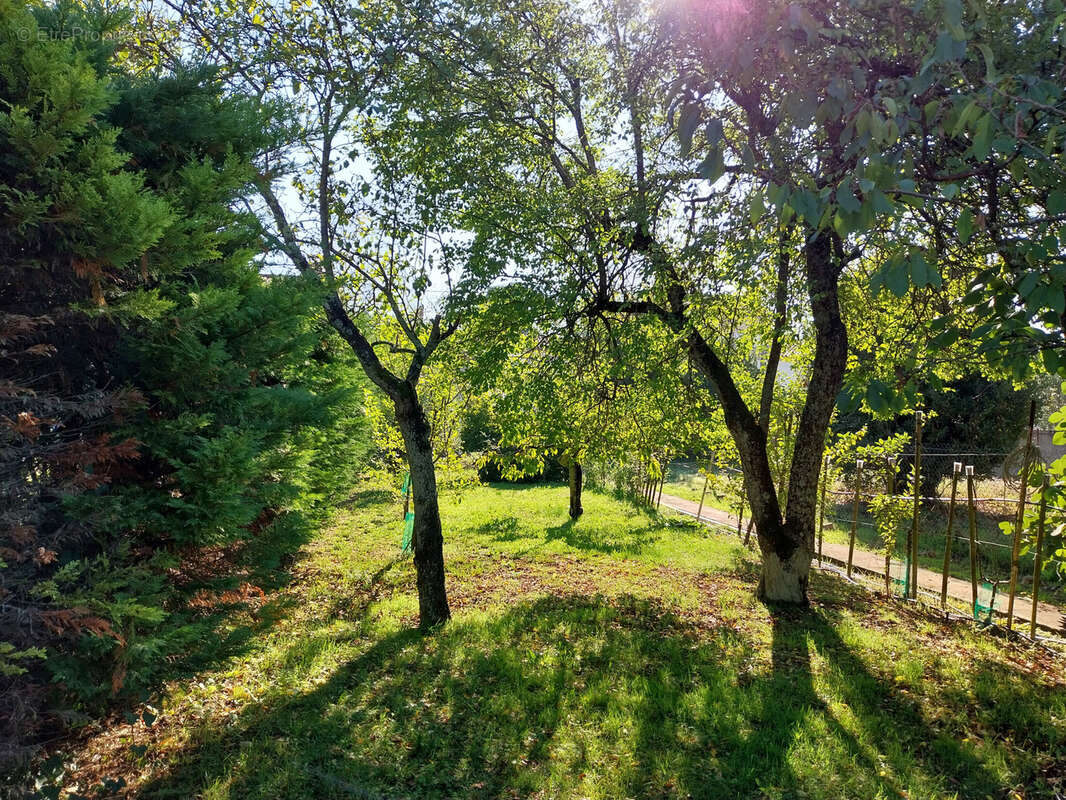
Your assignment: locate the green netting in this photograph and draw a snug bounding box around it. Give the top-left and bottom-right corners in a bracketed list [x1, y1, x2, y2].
[399, 472, 413, 553]
[974, 581, 996, 624]
[401, 512, 414, 553]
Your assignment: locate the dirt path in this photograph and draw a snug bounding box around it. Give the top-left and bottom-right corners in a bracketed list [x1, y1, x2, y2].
[658, 491, 1066, 635]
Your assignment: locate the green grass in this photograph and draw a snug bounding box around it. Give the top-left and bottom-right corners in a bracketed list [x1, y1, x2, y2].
[661, 465, 738, 512]
[58, 483, 1066, 800]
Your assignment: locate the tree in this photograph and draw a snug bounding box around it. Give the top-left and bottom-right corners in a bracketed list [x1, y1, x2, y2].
[2, 2, 373, 762]
[0, 0, 172, 760]
[408, 0, 1062, 602]
[465, 288, 697, 518]
[399, 0, 864, 601]
[155, 0, 514, 625]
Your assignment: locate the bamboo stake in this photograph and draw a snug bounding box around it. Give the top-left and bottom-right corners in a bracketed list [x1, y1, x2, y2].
[656, 469, 666, 509]
[1007, 401, 1037, 632]
[966, 465, 978, 616]
[736, 487, 745, 537]
[848, 459, 863, 579]
[1030, 475, 1049, 640]
[885, 457, 896, 596]
[940, 462, 962, 609]
[696, 469, 710, 523]
[817, 456, 829, 566]
[909, 410, 924, 599]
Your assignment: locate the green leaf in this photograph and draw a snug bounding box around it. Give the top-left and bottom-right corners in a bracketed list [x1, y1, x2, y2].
[1048, 189, 1066, 216]
[836, 178, 861, 214]
[909, 251, 929, 286]
[696, 146, 725, 182]
[870, 190, 894, 215]
[952, 100, 980, 136]
[976, 43, 998, 83]
[750, 191, 766, 223]
[1030, 283, 1064, 314]
[957, 208, 974, 242]
[873, 255, 910, 298]
[678, 103, 701, 159]
[792, 189, 819, 223]
[972, 114, 993, 160]
[705, 117, 724, 149]
[943, 0, 965, 39]
[1043, 349, 1062, 374]
[1017, 271, 1040, 298]
[930, 328, 960, 348]
[930, 31, 960, 67]
[866, 380, 892, 415]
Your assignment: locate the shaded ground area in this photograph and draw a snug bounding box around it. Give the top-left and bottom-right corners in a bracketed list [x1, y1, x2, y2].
[53, 484, 1066, 799]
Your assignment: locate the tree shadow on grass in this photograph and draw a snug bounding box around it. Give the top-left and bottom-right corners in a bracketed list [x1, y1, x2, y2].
[340, 488, 396, 508]
[473, 516, 522, 542]
[130, 592, 1038, 800]
[544, 519, 663, 555]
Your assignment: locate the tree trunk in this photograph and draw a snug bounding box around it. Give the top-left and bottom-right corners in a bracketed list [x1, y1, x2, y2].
[568, 460, 583, 519]
[682, 230, 846, 605]
[757, 526, 812, 603]
[599, 229, 846, 605]
[395, 392, 450, 628]
[757, 230, 848, 603]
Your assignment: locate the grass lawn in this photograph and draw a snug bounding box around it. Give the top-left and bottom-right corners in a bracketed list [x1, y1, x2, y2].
[58, 483, 1066, 799]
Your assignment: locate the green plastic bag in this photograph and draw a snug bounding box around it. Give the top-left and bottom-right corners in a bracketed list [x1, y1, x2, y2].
[400, 472, 413, 552]
[890, 556, 910, 598]
[974, 581, 997, 625]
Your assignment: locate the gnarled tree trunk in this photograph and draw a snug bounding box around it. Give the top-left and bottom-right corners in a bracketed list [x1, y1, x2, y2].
[597, 222, 847, 604]
[755, 231, 847, 603]
[681, 230, 846, 604]
[395, 391, 450, 628]
[568, 460, 583, 519]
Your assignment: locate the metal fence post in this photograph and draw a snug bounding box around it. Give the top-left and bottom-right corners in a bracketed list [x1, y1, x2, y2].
[885, 456, 896, 595]
[818, 456, 829, 566]
[696, 467, 710, 523]
[909, 410, 924, 599]
[966, 465, 979, 616]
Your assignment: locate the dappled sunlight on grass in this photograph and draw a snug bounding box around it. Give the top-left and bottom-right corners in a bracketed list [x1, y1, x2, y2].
[57, 483, 1066, 800]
